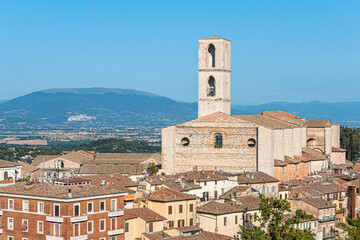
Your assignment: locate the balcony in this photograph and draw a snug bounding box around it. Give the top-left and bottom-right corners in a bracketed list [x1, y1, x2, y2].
[108, 228, 124, 236]
[70, 235, 88, 240]
[70, 215, 88, 223]
[318, 215, 337, 223]
[323, 230, 339, 239]
[336, 208, 346, 214]
[0, 227, 2, 234]
[46, 215, 63, 223]
[0, 209, 2, 215]
[46, 236, 63, 240]
[108, 209, 124, 217]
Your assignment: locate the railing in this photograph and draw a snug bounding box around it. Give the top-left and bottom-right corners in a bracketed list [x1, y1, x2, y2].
[46, 215, 63, 223]
[318, 215, 337, 223]
[70, 215, 88, 223]
[108, 209, 124, 217]
[336, 208, 346, 214]
[0, 209, 2, 215]
[46, 236, 63, 240]
[70, 235, 87, 240]
[323, 230, 339, 239]
[108, 228, 124, 235]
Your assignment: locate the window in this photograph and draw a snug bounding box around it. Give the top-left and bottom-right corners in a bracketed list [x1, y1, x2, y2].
[37, 221, 44, 234]
[88, 221, 93, 233]
[207, 76, 216, 96]
[38, 202, 44, 213]
[111, 199, 117, 211]
[323, 210, 326, 217]
[87, 202, 93, 213]
[208, 44, 216, 68]
[204, 181, 207, 186]
[214, 133, 223, 148]
[168, 221, 174, 228]
[309, 221, 312, 228]
[330, 209, 333, 215]
[214, 190, 218, 199]
[224, 217, 227, 226]
[8, 199, 14, 210]
[125, 222, 129, 232]
[149, 222, 153, 232]
[54, 204, 60, 217]
[280, 194, 282, 199]
[22, 238, 28, 240]
[111, 218, 116, 230]
[8, 237, 13, 240]
[190, 218, 194, 226]
[8, 217, 13, 230]
[190, 204, 194, 212]
[100, 219, 106, 231]
[54, 223, 61, 236]
[4, 171, 8, 180]
[74, 223, 80, 236]
[74, 204, 80, 217]
[181, 137, 190, 146]
[285, 194, 287, 199]
[22, 219, 28, 232]
[272, 186, 275, 193]
[247, 138, 256, 147]
[23, 200, 29, 212]
[235, 215, 238, 224]
[100, 200, 105, 212]
[314, 222, 317, 228]
[215, 180, 217, 185]
[178, 219, 184, 227]
[168, 206, 173, 215]
[179, 205, 183, 214]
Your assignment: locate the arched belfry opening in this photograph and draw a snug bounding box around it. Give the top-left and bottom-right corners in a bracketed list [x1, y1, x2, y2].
[207, 44, 216, 68]
[207, 76, 215, 97]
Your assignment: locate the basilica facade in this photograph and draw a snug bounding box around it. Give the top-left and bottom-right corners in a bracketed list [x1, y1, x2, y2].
[162, 36, 345, 178]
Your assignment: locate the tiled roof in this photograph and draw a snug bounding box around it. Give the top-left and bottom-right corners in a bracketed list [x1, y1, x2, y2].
[199, 36, 230, 41]
[237, 171, 279, 184]
[0, 159, 22, 168]
[236, 195, 261, 211]
[309, 182, 346, 194]
[197, 201, 245, 215]
[332, 147, 347, 152]
[143, 230, 232, 240]
[259, 111, 305, 127]
[301, 198, 336, 209]
[124, 207, 166, 222]
[0, 182, 126, 199]
[305, 120, 332, 128]
[16, 161, 39, 172]
[149, 187, 197, 202]
[32, 155, 61, 166]
[84, 173, 138, 188]
[174, 170, 228, 182]
[219, 186, 250, 200]
[235, 115, 298, 130]
[302, 148, 327, 161]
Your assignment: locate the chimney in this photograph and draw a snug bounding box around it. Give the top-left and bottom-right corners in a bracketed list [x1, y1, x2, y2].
[68, 189, 72, 198]
[101, 180, 106, 186]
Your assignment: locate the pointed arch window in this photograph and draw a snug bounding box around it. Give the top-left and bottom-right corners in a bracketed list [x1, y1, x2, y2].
[207, 76, 216, 97]
[207, 44, 216, 67]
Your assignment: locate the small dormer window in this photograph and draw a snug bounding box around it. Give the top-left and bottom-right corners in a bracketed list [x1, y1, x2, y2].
[214, 133, 223, 148]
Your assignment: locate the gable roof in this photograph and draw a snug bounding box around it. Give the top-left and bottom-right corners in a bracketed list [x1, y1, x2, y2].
[236, 195, 261, 211]
[124, 207, 166, 222]
[197, 201, 245, 215]
[149, 187, 197, 202]
[301, 198, 336, 209]
[305, 120, 332, 128]
[302, 148, 327, 161]
[177, 112, 255, 127]
[219, 186, 250, 200]
[237, 171, 279, 184]
[199, 36, 230, 41]
[0, 159, 22, 168]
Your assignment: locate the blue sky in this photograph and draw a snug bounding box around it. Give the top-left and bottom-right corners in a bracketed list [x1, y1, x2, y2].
[0, 0, 359, 104]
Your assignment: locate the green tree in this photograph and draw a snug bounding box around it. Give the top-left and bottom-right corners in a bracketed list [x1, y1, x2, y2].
[147, 164, 159, 176]
[339, 218, 360, 240]
[240, 194, 315, 240]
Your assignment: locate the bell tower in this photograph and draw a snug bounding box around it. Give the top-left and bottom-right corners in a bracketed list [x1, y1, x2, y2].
[198, 36, 231, 118]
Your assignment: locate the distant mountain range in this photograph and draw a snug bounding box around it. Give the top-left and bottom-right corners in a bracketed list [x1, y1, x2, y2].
[0, 88, 359, 128]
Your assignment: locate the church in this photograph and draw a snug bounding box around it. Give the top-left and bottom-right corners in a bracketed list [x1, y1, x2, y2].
[162, 36, 345, 179]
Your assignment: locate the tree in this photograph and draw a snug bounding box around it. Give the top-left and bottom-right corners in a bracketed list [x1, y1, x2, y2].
[240, 194, 315, 240]
[339, 218, 360, 240]
[147, 164, 159, 176]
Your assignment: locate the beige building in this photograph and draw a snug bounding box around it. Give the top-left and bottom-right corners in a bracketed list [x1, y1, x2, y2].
[147, 187, 197, 229]
[162, 36, 343, 177]
[124, 207, 166, 240]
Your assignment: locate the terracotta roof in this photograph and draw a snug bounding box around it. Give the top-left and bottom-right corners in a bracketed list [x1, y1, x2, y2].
[175, 226, 202, 233]
[174, 170, 228, 182]
[305, 120, 332, 128]
[300, 198, 336, 209]
[258, 111, 305, 127]
[177, 112, 256, 127]
[0, 182, 126, 199]
[32, 155, 61, 166]
[199, 36, 230, 41]
[124, 207, 166, 222]
[84, 173, 138, 187]
[237, 171, 279, 184]
[54, 178, 91, 184]
[274, 159, 287, 167]
[302, 148, 327, 161]
[78, 163, 145, 174]
[143, 230, 232, 240]
[149, 187, 197, 202]
[0, 159, 22, 168]
[332, 147, 347, 152]
[310, 182, 346, 194]
[197, 201, 245, 215]
[219, 186, 250, 200]
[290, 186, 324, 198]
[17, 161, 39, 173]
[237, 195, 261, 211]
[235, 114, 298, 130]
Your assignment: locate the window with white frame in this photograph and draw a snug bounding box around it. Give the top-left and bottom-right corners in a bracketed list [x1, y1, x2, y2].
[88, 221, 94, 233]
[87, 202, 93, 213]
[8, 199, 14, 210]
[22, 219, 28, 232]
[74, 203, 80, 217]
[54, 223, 61, 236]
[23, 200, 29, 212]
[111, 199, 117, 211]
[8, 237, 13, 240]
[323, 209, 326, 216]
[38, 202, 44, 213]
[74, 223, 80, 236]
[100, 219, 106, 231]
[100, 200, 106, 212]
[7, 217, 13, 230]
[37, 221, 44, 234]
[54, 204, 60, 217]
